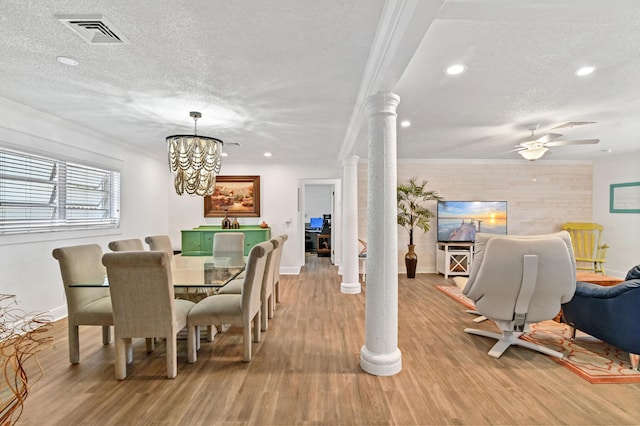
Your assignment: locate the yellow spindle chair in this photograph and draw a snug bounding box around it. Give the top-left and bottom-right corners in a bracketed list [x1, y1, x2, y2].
[561, 222, 609, 274]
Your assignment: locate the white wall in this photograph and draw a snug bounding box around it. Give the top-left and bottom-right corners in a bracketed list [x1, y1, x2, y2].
[304, 185, 333, 223]
[592, 152, 640, 278]
[167, 162, 341, 274]
[0, 95, 341, 317]
[5, 93, 630, 317]
[0, 98, 170, 317]
[358, 159, 594, 275]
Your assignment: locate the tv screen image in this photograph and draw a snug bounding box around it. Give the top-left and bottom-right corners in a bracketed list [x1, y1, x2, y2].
[437, 201, 507, 242]
[309, 217, 323, 229]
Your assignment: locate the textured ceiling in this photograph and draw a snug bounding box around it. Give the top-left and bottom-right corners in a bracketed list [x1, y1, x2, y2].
[385, 0, 640, 162]
[1, 0, 639, 165]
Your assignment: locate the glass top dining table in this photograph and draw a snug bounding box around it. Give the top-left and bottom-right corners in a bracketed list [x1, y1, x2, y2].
[70, 253, 246, 302]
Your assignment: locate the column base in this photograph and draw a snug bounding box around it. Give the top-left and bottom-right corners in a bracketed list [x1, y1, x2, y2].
[360, 345, 402, 376]
[340, 281, 361, 294]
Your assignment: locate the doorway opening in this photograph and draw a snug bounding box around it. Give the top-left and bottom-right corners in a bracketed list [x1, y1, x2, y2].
[298, 179, 341, 269]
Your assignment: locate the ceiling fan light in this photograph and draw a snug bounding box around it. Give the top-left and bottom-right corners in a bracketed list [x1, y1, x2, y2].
[518, 147, 548, 161]
[576, 66, 595, 76]
[446, 64, 467, 75]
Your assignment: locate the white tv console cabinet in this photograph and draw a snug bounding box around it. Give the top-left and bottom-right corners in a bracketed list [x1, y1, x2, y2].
[436, 242, 474, 279]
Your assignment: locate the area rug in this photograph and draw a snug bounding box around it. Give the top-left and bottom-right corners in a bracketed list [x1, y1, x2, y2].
[435, 285, 640, 384]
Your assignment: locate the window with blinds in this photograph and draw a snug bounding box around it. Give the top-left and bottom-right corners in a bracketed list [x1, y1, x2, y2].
[0, 148, 120, 234]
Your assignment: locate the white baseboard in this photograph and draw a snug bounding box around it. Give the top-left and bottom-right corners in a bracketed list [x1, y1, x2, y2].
[49, 304, 68, 322]
[281, 266, 301, 275]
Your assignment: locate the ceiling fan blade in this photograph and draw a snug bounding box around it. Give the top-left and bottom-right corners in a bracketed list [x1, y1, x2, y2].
[545, 139, 600, 147]
[536, 133, 563, 143]
[509, 146, 527, 152]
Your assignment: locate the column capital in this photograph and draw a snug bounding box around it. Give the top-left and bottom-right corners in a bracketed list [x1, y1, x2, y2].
[343, 155, 360, 166]
[366, 92, 401, 117]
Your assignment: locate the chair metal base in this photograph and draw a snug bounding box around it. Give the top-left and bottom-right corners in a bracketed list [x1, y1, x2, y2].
[464, 328, 564, 359]
[465, 309, 488, 323]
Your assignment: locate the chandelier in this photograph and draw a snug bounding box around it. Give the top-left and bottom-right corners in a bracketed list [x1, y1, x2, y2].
[167, 111, 223, 196]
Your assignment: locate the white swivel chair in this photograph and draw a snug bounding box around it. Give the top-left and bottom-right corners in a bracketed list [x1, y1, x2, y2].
[102, 251, 195, 379]
[187, 241, 273, 363]
[52, 244, 113, 364]
[463, 231, 576, 359]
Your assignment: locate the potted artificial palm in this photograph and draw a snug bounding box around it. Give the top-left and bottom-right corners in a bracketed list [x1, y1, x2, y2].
[397, 177, 443, 278]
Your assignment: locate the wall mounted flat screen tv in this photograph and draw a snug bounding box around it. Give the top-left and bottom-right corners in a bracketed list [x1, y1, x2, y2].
[437, 201, 507, 243]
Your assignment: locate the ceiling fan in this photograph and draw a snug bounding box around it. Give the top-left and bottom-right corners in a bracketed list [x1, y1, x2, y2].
[513, 125, 600, 161]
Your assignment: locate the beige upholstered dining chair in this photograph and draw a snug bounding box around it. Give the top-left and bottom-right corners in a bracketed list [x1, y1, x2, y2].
[102, 251, 195, 380]
[187, 240, 273, 363]
[462, 231, 576, 359]
[217, 237, 281, 332]
[260, 237, 280, 330]
[144, 235, 174, 259]
[144, 234, 193, 303]
[273, 234, 288, 303]
[52, 244, 112, 364]
[212, 232, 245, 267]
[108, 238, 144, 252]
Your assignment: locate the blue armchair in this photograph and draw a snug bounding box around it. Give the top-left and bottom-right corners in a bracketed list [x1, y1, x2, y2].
[561, 265, 640, 369]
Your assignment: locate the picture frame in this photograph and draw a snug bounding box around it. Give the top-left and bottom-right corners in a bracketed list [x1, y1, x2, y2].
[610, 181, 640, 213]
[204, 175, 261, 217]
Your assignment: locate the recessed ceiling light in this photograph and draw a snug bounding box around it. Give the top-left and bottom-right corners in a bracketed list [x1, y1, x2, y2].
[264, 152, 272, 157]
[601, 149, 613, 153]
[400, 120, 411, 128]
[576, 66, 595, 76]
[221, 152, 228, 157]
[56, 56, 78, 66]
[446, 64, 467, 75]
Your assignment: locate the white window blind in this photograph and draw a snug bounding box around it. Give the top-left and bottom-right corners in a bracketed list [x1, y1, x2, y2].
[0, 148, 120, 234]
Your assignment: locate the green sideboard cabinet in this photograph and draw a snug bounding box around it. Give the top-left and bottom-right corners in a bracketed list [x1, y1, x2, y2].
[181, 226, 271, 256]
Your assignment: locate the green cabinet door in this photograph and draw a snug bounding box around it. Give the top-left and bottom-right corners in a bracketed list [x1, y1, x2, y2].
[242, 229, 271, 255]
[181, 231, 206, 255]
[201, 231, 214, 255]
[181, 226, 271, 256]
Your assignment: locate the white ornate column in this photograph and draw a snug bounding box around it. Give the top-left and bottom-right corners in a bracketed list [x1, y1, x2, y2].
[341, 155, 361, 294]
[360, 92, 402, 376]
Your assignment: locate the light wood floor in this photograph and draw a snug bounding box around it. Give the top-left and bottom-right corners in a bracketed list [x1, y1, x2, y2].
[17, 255, 640, 425]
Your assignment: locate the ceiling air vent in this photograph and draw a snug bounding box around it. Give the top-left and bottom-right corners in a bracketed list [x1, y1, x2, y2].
[56, 14, 129, 45]
[551, 121, 596, 130]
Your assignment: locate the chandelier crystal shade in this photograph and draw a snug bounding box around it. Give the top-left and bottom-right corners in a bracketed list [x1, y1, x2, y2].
[167, 112, 223, 196]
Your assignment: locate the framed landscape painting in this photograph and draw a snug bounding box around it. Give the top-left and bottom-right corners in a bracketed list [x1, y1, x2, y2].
[204, 175, 261, 217]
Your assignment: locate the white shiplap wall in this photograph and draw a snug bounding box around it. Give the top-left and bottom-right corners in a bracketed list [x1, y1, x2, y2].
[358, 160, 592, 275]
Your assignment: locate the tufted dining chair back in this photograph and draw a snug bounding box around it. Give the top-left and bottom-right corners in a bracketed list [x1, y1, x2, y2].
[108, 238, 144, 252]
[144, 235, 174, 259]
[102, 251, 194, 380]
[187, 240, 273, 363]
[52, 244, 112, 364]
[273, 234, 288, 303]
[213, 232, 245, 267]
